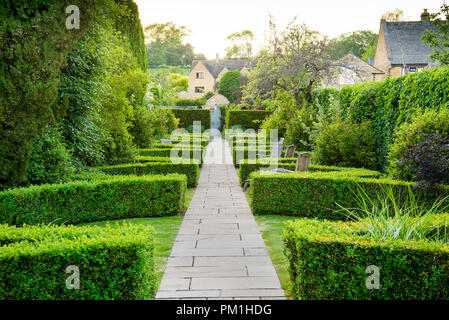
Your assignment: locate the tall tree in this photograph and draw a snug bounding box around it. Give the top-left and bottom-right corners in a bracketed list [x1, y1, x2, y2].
[145, 22, 204, 67]
[326, 30, 378, 60]
[225, 30, 255, 59]
[243, 17, 334, 106]
[422, 4, 449, 66]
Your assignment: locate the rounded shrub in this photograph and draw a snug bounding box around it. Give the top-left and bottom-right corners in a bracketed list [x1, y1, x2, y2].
[388, 108, 449, 181]
[314, 120, 376, 169]
[218, 70, 244, 103]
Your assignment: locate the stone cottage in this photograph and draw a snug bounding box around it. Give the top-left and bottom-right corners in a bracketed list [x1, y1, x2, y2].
[180, 55, 256, 99]
[373, 9, 436, 80]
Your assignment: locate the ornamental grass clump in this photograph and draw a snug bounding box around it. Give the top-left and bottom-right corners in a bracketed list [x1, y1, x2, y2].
[337, 185, 449, 242]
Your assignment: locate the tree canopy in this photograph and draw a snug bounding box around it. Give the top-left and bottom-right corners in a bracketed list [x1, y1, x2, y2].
[422, 4, 449, 66]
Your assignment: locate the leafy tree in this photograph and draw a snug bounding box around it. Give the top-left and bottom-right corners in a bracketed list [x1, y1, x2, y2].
[0, 0, 98, 189]
[145, 22, 205, 67]
[327, 30, 378, 60]
[218, 70, 245, 103]
[167, 74, 189, 92]
[225, 30, 255, 59]
[422, 4, 449, 66]
[243, 17, 334, 106]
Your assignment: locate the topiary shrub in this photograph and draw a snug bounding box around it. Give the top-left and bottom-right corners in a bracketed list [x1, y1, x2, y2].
[314, 120, 376, 169]
[388, 108, 449, 181]
[218, 70, 245, 103]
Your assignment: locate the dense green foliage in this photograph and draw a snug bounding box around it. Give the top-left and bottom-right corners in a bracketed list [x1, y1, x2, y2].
[0, 174, 186, 226]
[139, 147, 203, 162]
[98, 162, 200, 187]
[314, 68, 449, 171]
[314, 120, 377, 169]
[130, 107, 179, 148]
[387, 108, 449, 181]
[218, 70, 245, 103]
[422, 4, 449, 66]
[283, 218, 449, 299]
[249, 171, 448, 219]
[0, 223, 155, 299]
[25, 126, 74, 186]
[226, 110, 271, 131]
[175, 98, 206, 107]
[0, 0, 97, 188]
[326, 30, 378, 60]
[171, 109, 211, 130]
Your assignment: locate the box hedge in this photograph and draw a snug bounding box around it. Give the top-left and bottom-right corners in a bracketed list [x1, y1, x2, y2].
[139, 147, 203, 162]
[0, 174, 186, 226]
[98, 162, 199, 187]
[171, 109, 211, 130]
[250, 171, 449, 219]
[0, 223, 155, 299]
[283, 218, 449, 299]
[232, 148, 304, 167]
[239, 161, 381, 185]
[226, 110, 271, 130]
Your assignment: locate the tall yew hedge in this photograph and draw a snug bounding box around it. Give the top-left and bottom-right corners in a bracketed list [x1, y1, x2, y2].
[315, 68, 449, 171]
[0, 0, 97, 189]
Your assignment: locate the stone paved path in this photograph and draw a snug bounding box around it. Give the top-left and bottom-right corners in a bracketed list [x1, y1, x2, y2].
[155, 137, 285, 300]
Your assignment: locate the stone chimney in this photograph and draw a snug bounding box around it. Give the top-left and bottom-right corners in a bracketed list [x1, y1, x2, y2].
[215, 53, 219, 63]
[421, 9, 430, 22]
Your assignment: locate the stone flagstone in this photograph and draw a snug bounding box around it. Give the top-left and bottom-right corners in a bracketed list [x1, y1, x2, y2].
[155, 137, 285, 300]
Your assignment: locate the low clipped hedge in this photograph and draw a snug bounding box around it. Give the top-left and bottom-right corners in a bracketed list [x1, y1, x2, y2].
[283, 218, 449, 299]
[250, 171, 449, 219]
[239, 161, 381, 185]
[0, 174, 187, 226]
[171, 109, 211, 130]
[226, 110, 271, 130]
[0, 223, 155, 299]
[135, 156, 172, 163]
[139, 147, 203, 162]
[232, 149, 305, 167]
[98, 162, 200, 187]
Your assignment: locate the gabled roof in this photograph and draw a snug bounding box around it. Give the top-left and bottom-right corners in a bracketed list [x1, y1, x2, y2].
[338, 53, 384, 74]
[191, 59, 256, 78]
[382, 20, 436, 65]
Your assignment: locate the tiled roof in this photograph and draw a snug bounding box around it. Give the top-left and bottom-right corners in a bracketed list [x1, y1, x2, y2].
[382, 20, 436, 65]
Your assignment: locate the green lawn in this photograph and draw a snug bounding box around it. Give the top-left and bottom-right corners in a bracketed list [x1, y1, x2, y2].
[79, 187, 197, 290]
[255, 215, 298, 298]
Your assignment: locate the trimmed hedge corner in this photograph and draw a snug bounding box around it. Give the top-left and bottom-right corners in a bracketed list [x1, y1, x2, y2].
[0, 174, 187, 226]
[98, 162, 199, 187]
[283, 218, 449, 299]
[226, 110, 271, 130]
[0, 223, 155, 299]
[249, 171, 449, 219]
[171, 109, 211, 130]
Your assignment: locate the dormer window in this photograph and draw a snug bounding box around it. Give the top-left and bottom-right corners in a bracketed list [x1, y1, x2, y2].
[196, 72, 204, 79]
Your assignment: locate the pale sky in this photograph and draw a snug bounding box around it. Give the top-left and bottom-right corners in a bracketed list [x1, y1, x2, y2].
[134, 0, 444, 59]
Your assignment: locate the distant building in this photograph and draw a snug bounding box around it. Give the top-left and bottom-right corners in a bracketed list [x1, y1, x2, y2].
[179, 54, 255, 99]
[373, 9, 436, 81]
[324, 53, 384, 88]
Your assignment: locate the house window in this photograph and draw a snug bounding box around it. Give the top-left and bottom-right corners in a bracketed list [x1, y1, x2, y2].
[195, 87, 205, 93]
[196, 72, 204, 79]
[409, 67, 417, 73]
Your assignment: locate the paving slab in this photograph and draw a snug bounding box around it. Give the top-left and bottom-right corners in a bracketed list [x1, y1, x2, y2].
[155, 137, 285, 300]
